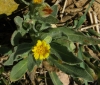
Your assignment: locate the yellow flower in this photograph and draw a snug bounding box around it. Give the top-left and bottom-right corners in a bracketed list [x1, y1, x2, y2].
[32, 0, 43, 4]
[32, 40, 50, 60]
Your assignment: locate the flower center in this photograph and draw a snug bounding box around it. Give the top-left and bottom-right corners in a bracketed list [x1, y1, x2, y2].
[37, 45, 46, 55]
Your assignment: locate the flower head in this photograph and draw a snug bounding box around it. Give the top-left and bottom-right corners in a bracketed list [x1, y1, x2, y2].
[32, 40, 50, 60]
[32, 0, 43, 4]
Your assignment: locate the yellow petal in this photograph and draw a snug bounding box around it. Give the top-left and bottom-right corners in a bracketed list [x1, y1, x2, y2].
[47, 44, 50, 49]
[42, 40, 46, 46]
[44, 53, 49, 58]
[34, 53, 39, 60]
[40, 55, 44, 60]
[32, 47, 36, 52]
[37, 40, 42, 46]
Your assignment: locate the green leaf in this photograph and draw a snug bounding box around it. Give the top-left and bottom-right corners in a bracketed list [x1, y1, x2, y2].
[77, 46, 89, 84]
[11, 30, 22, 46]
[76, 15, 86, 29]
[44, 35, 52, 44]
[59, 27, 100, 45]
[53, 36, 69, 47]
[35, 15, 59, 24]
[85, 63, 97, 80]
[49, 57, 93, 82]
[40, 29, 62, 41]
[49, 28, 62, 38]
[28, 52, 36, 72]
[77, 46, 85, 68]
[49, 72, 63, 85]
[3, 53, 14, 66]
[87, 29, 100, 37]
[51, 5, 58, 17]
[3, 43, 32, 66]
[51, 42, 82, 65]
[40, 23, 50, 31]
[10, 58, 28, 81]
[73, 20, 78, 28]
[14, 16, 27, 36]
[51, 48, 61, 59]
[19, 28, 27, 36]
[36, 60, 42, 66]
[14, 43, 33, 57]
[14, 16, 23, 28]
[76, 0, 95, 29]
[53, 36, 75, 52]
[14, 53, 26, 62]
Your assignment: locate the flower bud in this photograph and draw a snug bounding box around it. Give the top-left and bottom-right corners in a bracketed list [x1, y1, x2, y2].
[32, 0, 43, 4]
[38, 3, 53, 17]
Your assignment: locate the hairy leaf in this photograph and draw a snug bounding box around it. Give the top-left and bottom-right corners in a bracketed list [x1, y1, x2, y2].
[51, 42, 82, 64]
[59, 27, 100, 45]
[35, 15, 59, 24]
[28, 52, 36, 72]
[3, 53, 14, 66]
[49, 57, 93, 82]
[11, 30, 22, 46]
[10, 58, 28, 81]
[14, 43, 33, 57]
[49, 72, 63, 85]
